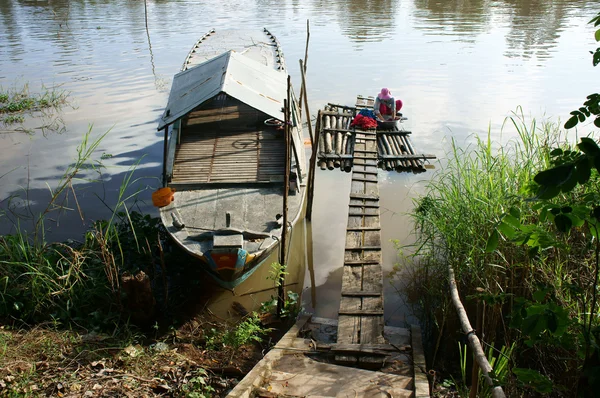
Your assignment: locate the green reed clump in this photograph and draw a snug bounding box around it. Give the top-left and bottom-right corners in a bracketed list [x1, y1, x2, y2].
[0, 128, 159, 330]
[413, 111, 558, 288]
[0, 84, 68, 114]
[403, 110, 600, 395]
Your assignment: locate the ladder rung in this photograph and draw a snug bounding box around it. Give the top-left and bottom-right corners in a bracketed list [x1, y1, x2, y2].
[349, 203, 379, 208]
[344, 259, 379, 265]
[341, 291, 382, 297]
[351, 177, 377, 183]
[346, 226, 381, 231]
[339, 310, 384, 316]
[348, 212, 379, 217]
[349, 193, 380, 200]
[354, 149, 378, 154]
[345, 246, 381, 251]
[352, 170, 378, 176]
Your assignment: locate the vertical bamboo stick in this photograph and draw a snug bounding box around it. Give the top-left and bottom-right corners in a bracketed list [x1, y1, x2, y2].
[300, 59, 317, 221]
[278, 83, 291, 317]
[162, 124, 169, 186]
[298, 20, 310, 117]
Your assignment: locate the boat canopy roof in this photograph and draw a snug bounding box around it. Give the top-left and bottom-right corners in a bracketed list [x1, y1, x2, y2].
[158, 50, 287, 130]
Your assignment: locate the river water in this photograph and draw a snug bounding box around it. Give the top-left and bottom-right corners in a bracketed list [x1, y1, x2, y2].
[0, 0, 598, 324]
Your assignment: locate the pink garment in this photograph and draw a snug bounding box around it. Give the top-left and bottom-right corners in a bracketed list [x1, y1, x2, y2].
[378, 88, 392, 100]
[379, 100, 403, 115]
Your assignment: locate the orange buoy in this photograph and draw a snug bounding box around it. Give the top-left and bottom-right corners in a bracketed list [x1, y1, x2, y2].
[152, 187, 175, 207]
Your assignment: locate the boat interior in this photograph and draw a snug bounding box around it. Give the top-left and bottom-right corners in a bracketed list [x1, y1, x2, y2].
[169, 94, 286, 187]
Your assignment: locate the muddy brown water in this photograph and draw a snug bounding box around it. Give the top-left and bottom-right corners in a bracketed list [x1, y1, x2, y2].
[0, 0, 598, 325]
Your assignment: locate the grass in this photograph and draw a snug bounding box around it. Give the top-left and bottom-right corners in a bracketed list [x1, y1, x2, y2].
[396, 109, 597, 396]
[0, 83, 69, 134]
[0, 128, 283, 396]
[0, 84, 68, 114]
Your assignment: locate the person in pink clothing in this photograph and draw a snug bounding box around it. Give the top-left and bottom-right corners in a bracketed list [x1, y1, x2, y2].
[374, 88, 403, 121]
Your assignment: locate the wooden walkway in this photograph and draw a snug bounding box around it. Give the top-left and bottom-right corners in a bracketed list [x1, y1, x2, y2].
[336, 127, 386, 366]
[226, 97, 435, 397]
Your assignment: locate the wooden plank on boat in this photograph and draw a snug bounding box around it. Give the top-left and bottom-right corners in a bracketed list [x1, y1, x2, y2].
[349, 193, 379, 200]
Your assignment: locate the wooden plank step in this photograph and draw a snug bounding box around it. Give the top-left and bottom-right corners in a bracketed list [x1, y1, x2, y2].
[352, 170, 378, 176]
[354, 149, 378, 154]
[350, 177, 377, 183]
[346, 226, 381, 231]
[319, 343, 408, 353]
[341, 291, 382, 297]
[344, 259, 380, 265]
[348, 203, 379, 208]
[348, 212, 379, 217]
[345, 246, 381, 251]
[339, 310, 384, 316]
[349, 193, 380, 200]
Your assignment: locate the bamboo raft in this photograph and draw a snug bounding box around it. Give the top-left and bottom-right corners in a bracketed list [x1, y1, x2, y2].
[316, 95, 436, 173]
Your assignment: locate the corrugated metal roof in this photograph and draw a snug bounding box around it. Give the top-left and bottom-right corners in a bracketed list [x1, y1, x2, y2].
[158, 50, 286, 130]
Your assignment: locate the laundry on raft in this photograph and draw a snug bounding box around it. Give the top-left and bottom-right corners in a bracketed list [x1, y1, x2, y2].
[351, 110, 378, 129]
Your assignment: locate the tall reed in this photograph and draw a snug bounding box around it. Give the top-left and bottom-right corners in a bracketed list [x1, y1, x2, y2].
[401, 110, 593, 394]
[0, 129, 153, 329]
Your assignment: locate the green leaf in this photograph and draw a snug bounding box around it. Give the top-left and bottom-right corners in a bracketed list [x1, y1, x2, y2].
[485, 229, 499, 253]
[536, 185, 560, 200]
[550, 148, 563, 156]
[509, 207, 520, 219]
[534, 164, 573, 187]
[560, 171, 578, 193]
[596, 29, 600, 42]
[503, 214, 521, 229]
[565, 115, 579, 129]
[498, 221, 516, 239]
[578, 137, 600, 156]
[532, 289, 548, 302]
[576, 157, 592, 184]
[554, 214, 572, 232]
[513, 368, 553, 393]
[595, 116, 600, 128]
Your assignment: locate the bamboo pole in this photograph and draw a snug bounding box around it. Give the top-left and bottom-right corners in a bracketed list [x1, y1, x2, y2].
[299, 59, 317, 221]
[449, 267, 506, 398]
[277, 88, 291, 317]
[162, 124, 169, 186]
[298, 20, 310, 117]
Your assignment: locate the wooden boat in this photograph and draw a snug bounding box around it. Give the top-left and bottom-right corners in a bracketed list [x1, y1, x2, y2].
[157, 29, 307, 290]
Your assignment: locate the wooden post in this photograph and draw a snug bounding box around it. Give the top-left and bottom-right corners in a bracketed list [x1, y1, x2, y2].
[162, 124, 169, 186]
[277, 82, 291, 317]
[300, 59, 317, 221]
[298, 19, 310, 117]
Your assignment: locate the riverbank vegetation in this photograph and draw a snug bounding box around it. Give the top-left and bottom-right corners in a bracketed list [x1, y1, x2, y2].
[0, 131, 296, 397]
[394, 111, 600, 397]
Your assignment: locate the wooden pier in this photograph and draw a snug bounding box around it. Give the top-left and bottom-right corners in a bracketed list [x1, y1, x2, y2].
[336, 126, 386, 367]
[227, 97, 434, 398]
